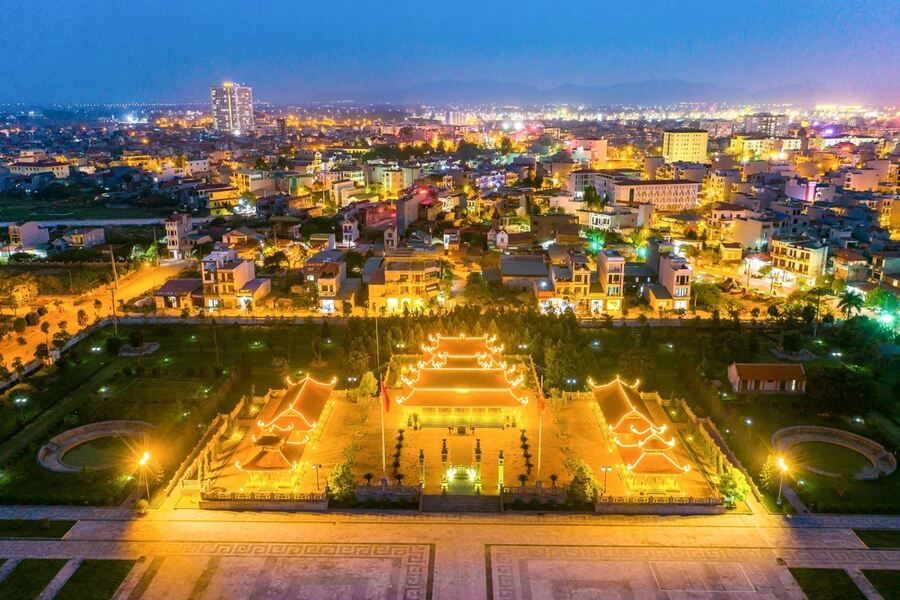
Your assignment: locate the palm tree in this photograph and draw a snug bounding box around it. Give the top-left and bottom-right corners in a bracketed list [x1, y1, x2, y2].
[837, 291, 863, 319]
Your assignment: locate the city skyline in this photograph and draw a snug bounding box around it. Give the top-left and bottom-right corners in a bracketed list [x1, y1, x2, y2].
[1, 0, 898, 105]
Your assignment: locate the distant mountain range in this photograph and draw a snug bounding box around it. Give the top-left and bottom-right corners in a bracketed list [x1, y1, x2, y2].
[353, 78, 850, 106]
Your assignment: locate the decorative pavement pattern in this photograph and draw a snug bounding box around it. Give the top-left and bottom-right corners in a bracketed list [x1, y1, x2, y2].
[487, 545, 805, 599]
[118, 543, 433, 600]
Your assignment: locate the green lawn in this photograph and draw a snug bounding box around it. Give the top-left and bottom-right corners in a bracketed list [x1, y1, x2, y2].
[788, 568, 865, 600]
[55, 559, 136, 600]
[62, 436, 131, 469]
[791, 441, 871, 476]
[855, 529, 900, 548]
[0, 194, 174, 222]
[0, 322, 343, 505]
[0, 559, 67, 600]
[862, 570, 900, 600]
[0, 519, 75, 538]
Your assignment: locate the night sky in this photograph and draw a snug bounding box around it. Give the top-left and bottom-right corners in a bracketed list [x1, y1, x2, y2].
[1, 0, 898, 103]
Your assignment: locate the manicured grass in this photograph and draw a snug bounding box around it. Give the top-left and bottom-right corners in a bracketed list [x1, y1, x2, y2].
[55, 559, 136, 600]
[788, 568, 865, 600]
[0, 323, 339, 505]
[792, 441, 871, 476]
[0, 519, 75, 538]
[0, 558, 67, 600]
[62, 436, 131, 469]
[855, 529, 900, 548]
[862, 570, 900, 600]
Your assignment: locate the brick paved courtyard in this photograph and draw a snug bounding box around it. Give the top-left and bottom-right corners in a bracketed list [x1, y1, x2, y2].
[2, 507, 900, 598]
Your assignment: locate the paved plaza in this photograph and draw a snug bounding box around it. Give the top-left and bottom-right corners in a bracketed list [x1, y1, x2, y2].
[2, 505, 900, 599]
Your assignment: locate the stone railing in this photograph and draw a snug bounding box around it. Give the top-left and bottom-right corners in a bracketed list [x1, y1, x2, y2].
[200, 489, 328, 511]
[355, 483, 420, 502]
[502, 483, 568, 505]
[595, 494, 724, 515]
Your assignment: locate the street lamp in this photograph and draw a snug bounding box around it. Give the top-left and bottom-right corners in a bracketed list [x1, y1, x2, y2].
[776, 456, 788, 506]
[744, 417, 753, 446]
[138, 451, 151, 500]
[312, 464, 323, 491]
[599, 466, 613, 496]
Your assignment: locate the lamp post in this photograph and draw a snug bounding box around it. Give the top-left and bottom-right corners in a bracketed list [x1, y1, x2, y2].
[138, 451, 151, 500]
[744, 417, 753, 447]
[776, 456, 788, 506]
[312, 464, 323, 491]
[599, 466, 612, 496]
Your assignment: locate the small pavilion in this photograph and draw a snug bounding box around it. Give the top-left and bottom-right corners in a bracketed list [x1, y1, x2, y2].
[590, 377, 690, 492]
[395, 334, 529, 428]
[234, 375, 336, 488]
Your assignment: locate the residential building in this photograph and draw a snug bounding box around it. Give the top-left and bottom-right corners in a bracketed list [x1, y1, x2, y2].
[8, 221, 49, 248]
[367, 248, 443, 312]
[657, 254, 692, 312]
[612, 179, 700, 212]
[742, 113, 789, 137]
[342, 216, 359, 247]
[727, 363, 806, 394]
[195, 183, 239, 216]
[596, 249, 625, 315]
[200, 246, 270, 310]
[770, 238, 828, 286]
[210, 81, 255, 134]
[830, 248, 868, 283]
[661, 128, 708, 164]
[732, 216, 775, 251]
[61, 227, 105, 248]
[9, 160, 70, 178]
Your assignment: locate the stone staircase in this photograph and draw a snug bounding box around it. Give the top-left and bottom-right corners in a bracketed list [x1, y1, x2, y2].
[421, 494, 502, 513]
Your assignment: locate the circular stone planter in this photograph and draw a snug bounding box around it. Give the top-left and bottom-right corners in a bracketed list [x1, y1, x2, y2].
[38, 421, 154, 473]
[772, 425, 896, 480]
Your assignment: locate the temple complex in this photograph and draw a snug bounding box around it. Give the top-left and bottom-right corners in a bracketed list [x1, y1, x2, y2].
[590, 377, 691, 492]
[233, 375, 336, 488]
[394, 334, 531, 428]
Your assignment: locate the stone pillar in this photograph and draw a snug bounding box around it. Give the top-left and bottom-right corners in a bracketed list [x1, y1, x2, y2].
[497, 449, 505, 492]
[474, 438, 483, 493]
[418, 449, 425, 488]
[440, 439, 449, 491]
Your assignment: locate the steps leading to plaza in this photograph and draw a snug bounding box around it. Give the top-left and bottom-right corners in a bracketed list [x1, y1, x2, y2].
[421, 494, 502, 513]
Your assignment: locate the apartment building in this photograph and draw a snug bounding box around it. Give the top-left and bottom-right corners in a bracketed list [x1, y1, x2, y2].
[612, 179, 700, 212]
[770, 238, 828, 287]
[596, 249, 625, 315]
[194, 183, 239, 216]
[367, 248, 443, 312]
[661, 128, 709, 164]
[165, 213, 193, 259]
[210, 81, 254, 134]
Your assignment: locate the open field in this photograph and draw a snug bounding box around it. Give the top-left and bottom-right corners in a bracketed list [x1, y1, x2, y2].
[788, 567, 866, 600]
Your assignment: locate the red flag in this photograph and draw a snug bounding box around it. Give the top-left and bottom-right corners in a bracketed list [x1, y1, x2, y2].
[381, 378, 391, 412]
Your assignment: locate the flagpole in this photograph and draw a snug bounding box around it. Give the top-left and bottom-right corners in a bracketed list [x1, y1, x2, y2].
[376, 314, 386, 482]
[537, 375, 543, 482]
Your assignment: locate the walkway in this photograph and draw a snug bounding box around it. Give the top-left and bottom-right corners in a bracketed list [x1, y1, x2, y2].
[1, 505, 900, 598]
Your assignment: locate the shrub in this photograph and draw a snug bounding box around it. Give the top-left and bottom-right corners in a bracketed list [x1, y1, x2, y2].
[105, 336, 123, 356]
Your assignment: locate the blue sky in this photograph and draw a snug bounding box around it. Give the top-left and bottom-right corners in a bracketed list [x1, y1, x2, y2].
[1, 0, 897, 103]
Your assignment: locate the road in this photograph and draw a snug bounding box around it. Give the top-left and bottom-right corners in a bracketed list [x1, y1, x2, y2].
[0, 260, 191, 367]
[0, 505, 898, 598]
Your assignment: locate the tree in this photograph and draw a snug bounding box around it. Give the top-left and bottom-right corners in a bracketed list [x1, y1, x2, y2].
[864, 288, 899, 314]
[13, 317, 26, 333]
[40, 321, 50, 346]
[806, 363, 877, 415]
[34, 342, 50, 362]
[263, 251, 288, 271]
[781, 330, 804, 354]
[566, 459, 597, 504]
[343, 250, 366, 276]
[253, 157, 269, 170]
[499, 137, 513, 155]
[77, 309, 88, 327]
[582, 185, 602, 210]
[719, 468, 751, 503]
[93, 299, 103, 321]
[837, 291, 861, 319]
[10, 281, 38, 314]
[327, 462, 356, 501]
[691, 282, 724, 312]
[358, 371, 378, 397]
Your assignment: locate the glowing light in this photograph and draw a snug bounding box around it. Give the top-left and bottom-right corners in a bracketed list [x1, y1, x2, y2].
[139, 451, 150, 466]
[776, 456, 788, 473]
